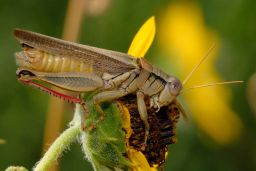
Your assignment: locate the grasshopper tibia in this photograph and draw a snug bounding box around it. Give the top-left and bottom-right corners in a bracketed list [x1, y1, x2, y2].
[18, 79, 82, 104]
[17, 77, 89, 130]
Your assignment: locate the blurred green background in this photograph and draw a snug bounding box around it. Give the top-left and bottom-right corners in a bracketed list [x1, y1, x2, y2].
[0, 0, 255, 170]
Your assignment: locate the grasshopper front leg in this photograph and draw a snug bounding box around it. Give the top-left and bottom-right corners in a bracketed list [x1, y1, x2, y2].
[136, 91, 150, 149]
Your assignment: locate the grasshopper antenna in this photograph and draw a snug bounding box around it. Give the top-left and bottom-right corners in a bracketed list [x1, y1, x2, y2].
[182, 44, 216, 86]
[182, 80, 244, 92]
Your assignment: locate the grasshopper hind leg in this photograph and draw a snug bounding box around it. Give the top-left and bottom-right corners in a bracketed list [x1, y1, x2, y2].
[18, 79, 90, 130]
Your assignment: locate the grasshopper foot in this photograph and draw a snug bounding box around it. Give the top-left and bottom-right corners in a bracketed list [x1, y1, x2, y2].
[94, 104, 105, 125]
[79, 99, 88, 131]
[140, 130, 149, 151]
[82, 103, 105, 132]
[83, 123, 97, 131]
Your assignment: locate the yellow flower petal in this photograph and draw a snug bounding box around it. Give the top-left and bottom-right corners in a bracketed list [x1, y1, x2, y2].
[159, 2, 243, 144]
[118, 102, 157, 170]
[117, 102, 132, 140]
[128, 16, 156, 57]
[128, 149, 157, 171]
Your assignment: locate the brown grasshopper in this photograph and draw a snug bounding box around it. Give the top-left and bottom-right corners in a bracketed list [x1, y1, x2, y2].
[14, 28, 241, 145]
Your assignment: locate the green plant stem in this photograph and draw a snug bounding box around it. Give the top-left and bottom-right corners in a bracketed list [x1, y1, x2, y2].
[34, 125, 80, 171]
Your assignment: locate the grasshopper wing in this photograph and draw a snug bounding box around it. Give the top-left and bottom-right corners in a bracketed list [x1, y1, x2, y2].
[17, 68, 103, 92]
[14, 28, 139, 75]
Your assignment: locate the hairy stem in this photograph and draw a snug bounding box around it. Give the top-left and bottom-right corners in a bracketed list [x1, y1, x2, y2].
[34, 125, 80, 171]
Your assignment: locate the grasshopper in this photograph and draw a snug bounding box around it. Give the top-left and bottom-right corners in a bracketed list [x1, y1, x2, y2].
[14, 28, 241, 146]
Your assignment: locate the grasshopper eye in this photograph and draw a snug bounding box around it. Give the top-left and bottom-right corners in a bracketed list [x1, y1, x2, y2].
[169, 79, 182, 96]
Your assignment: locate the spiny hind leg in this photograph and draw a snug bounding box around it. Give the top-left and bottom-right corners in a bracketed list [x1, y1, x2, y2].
[136, 91, 150, 149]
[91, 89, 129, 128]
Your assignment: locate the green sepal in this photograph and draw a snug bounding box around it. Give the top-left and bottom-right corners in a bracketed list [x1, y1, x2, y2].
[79, 93, 131, 171]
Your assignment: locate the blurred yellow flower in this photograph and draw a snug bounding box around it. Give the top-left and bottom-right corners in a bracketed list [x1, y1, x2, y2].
[159, 2, 242, 144]
[247, 73, 256, 114]
[0, 138, 6, 144]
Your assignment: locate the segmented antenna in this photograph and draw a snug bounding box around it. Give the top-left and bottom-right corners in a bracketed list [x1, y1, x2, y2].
[182, 81, 244, 92]
[181, 43, 243, 91]
[182, 44, 216, 86]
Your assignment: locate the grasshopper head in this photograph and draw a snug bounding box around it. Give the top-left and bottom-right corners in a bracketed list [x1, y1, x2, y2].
[158, 76, 182, 107]
[167, 77, 182, 96]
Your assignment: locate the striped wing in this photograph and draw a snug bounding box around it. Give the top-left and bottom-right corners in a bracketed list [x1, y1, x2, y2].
[14, 28, 139, 75]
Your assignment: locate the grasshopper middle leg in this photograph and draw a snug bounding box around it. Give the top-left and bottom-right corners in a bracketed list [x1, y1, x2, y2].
[92, 69, 152, 148]
[92, 89, 129, 127]
[89, 70, 139, 129]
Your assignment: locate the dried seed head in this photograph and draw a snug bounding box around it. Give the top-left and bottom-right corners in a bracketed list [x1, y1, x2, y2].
[118, 94, 180, 167]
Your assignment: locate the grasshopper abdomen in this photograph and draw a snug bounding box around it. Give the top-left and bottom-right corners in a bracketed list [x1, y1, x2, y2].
[17, 46, 93, 73]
